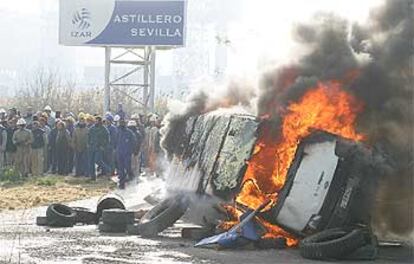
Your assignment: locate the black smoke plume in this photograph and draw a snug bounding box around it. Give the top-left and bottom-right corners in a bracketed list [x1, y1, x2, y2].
[162, 0, 413, 236]
[256, 0, 413, 235]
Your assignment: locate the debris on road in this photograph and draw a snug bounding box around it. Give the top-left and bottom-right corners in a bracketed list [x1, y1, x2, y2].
[46, 203, 76, 227]
[35, 216, 49, 226]
[36, 193, 127, 228]
[72, 206, 97, 225]
[95, 193, 126, 223]
[98, 208, 136, 233]
[181, 227, 215, 240]
[255, 237, 287, 249]
[138, 194, 190, 237]
[299, 227, 375, 260]
[195, 200, 269, 249]
[126, 223, 141, 235]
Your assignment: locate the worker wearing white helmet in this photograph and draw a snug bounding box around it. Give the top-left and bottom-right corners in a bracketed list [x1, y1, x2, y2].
[44, 105, 52, 112]
[127, 120, 137, 127]
[16, 118, 26, 126]
[0, 108, 6, 121]
[12, 118, 33, 177]
[43, 105, 56, 127]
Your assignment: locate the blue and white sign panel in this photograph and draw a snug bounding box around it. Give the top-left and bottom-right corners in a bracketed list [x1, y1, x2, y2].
[59, 0, 187, 46]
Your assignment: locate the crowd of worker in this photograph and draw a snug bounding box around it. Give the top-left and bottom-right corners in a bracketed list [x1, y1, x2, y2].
[0, 104, 162, 189]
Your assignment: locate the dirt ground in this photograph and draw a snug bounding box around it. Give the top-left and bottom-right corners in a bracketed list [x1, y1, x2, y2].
[0, 176, 116, 211]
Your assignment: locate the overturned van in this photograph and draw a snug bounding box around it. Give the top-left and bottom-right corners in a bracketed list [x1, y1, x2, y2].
[153, 112, 374, 236]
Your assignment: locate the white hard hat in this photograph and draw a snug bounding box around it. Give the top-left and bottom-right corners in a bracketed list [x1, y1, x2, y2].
[114, 115, 121, 122]
[131, 114, 139, 119]
[44, 105, 52, 111]
[150, 115, 158, 122]
[16, 118, 26, 125]
[127, 120, 137, 127]
[0, 108, 6, 114]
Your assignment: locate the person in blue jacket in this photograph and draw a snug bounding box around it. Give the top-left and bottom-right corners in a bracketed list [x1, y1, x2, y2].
[104, 113, 117, 175]
[116, 118, 137, 189]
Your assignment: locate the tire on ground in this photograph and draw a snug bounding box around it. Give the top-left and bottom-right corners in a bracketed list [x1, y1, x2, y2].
[299, 227, 367, 260]
[126, 224, 140, 235]
[96, 194, 126, 224]
[138, 195, 189, 237]
[98, 222, 127, 233]
[102, 209, 135, 225]
[72, 207, 97, 225]
[46, 204, 76, 227]
[36, 216, 48, 226]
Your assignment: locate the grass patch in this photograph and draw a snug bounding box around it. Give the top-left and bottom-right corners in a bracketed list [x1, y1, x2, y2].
[0, 174, 116, 210]
[0, 166, 23, 185]
[35, 176, 60, 186]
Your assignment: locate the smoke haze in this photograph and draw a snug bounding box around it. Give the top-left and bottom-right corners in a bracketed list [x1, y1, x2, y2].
[161, 0, 413, 236]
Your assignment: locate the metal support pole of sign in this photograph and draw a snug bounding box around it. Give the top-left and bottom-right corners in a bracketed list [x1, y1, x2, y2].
[149, 46, 156, 112]
[143, 46, 149, 113]
[104, 47, 111, 114]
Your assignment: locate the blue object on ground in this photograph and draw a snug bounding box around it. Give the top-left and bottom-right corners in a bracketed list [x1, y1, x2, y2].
[195, 200, 271, 248]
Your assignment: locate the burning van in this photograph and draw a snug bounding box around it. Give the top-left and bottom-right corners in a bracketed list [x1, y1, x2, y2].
[160, 85, 375, 246]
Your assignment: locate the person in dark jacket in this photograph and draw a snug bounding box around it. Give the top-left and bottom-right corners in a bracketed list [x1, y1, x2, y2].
[30, 121, 47, 176]
[0, 121, 7, 169]
[72, 116, 89, 176]
[48, 122, 59, 173]
[104, 113, 117, 175]
[55, 121, 71, 175]
[127, 120, 143, 179]
[65, 117, 76, 174]
[116, 119, 137, 189]
[88, 116, 110, 180]
[5, 119, 17, 166]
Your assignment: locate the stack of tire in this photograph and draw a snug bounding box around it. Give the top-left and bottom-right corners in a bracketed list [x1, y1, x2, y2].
[36, 193, 126, 228]
[98, 195, 190, 237]
[36, 194, 190, 238]
[36, 204, 97, 227]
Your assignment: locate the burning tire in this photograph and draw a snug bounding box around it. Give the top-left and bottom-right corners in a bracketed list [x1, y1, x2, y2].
[138, 195, 189, 237]
[46, 204, 76, 227]
[299, 227, 367, 260]
[72, 207, 97, 225]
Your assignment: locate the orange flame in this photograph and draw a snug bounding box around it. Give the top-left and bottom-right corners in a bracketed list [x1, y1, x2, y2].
[228, 80, 365, 247]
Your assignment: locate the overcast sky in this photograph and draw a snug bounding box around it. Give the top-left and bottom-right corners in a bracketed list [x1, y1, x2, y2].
[0, 0, 384, 94]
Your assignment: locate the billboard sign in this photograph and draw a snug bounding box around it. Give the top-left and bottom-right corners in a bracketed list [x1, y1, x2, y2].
[59, 0, 187, 47]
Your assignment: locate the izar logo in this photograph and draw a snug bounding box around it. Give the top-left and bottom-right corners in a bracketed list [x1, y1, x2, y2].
[72, 8, 91, 30]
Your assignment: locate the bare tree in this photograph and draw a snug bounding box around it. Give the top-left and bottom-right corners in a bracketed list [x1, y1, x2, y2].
[12, 67, 104, 115]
